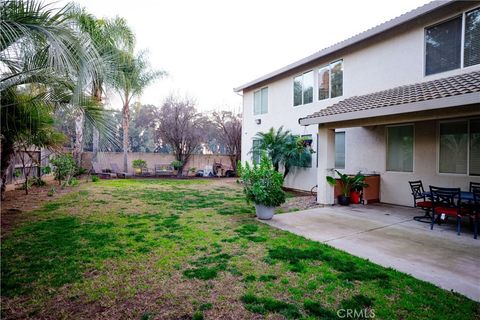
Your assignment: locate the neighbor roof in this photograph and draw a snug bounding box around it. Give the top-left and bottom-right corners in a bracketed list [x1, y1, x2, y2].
[298, 71, 480, 125]
[234, 0, 454, 92]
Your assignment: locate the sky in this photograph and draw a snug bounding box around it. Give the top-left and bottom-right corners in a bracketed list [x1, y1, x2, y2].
[61, 0, 431, 112]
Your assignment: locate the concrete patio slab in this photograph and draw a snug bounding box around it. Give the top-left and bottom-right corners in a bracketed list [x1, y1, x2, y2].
[261, 204, 480, 301]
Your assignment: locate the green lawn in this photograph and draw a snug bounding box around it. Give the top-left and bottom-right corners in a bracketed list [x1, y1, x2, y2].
[1, 179, 479, 319]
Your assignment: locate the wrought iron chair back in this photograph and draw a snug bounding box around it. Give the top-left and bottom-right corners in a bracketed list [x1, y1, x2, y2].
[429, 186, 461, 209]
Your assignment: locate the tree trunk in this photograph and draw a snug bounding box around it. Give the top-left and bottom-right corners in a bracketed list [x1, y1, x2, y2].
[0, 140, 14, 200]
[283, 165, 290, 179]
[122, 101, 130, 173]
[92, 128, 99, 163]
[92, 87, 102, 164]
[74, 111, 84, 166]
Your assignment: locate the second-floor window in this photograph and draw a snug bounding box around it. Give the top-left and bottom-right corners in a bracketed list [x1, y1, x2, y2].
[254, 87, 268, 115]
[293, 71, 313, 106]
[318, 60, 343, 100]
[425, 7, 480, 76]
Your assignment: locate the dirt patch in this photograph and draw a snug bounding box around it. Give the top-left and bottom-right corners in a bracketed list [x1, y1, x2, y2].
[278, 196, 324, 213]
[1, 179, 83, 236]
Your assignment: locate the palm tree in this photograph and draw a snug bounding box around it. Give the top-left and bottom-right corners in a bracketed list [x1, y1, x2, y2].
[252, 127, 313, 179]
[71, 9, 135, 162]
[252, 126, 291, 171]
[282, 135, 313, 179]
[113, 50, 165, 172]
[0, 0, 108, 198]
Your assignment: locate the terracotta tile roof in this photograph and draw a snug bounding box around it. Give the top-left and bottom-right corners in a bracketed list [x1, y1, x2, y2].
[300, 71, 480, 122]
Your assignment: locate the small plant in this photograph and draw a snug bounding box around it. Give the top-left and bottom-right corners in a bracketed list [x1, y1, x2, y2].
[41, 166, 52, 175]
[32, 176, 46, 187]
[91, 175, 99, 182]
[47, 187, 56, 197]
[171, 160, 183, 170]
[238, 153, 286, 207]
[14, 168, 22, 178]
[132, 159, 147, 169]
[189, 167, 196, 173]
[326, 170, 367, 197]
[75, 167, 88, 177]
[50, 154, 78, 187]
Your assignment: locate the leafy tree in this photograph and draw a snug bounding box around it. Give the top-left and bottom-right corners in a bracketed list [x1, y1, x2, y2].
[0, 0, 111, 199]
[113, 50, 165, 171]
[2, 93, 66, 194]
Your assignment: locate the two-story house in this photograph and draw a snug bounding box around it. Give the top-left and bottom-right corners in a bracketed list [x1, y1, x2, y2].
[234, 0, 480, 206]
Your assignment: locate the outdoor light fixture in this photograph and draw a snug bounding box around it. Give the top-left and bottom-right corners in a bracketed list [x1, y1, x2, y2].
[255, 119, 261, 124]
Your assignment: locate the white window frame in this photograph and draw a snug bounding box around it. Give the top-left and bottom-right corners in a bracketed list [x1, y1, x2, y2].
[437, 118, 480, 176]
[293, 70, 314, 106]
[317, 59, 344, 101]
[424, 6, 480, 76]
[385, 124, 415, 173]
[253, 87, 268, 115]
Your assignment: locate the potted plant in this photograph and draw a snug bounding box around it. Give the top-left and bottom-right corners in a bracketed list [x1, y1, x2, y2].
[326, 170, 367, 206]
[238, 153, 286, 220]
[132, 159, 147, 174]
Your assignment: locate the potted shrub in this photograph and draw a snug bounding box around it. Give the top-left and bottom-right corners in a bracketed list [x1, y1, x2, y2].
[326, 170, 367, 206]
[171, 160, 183, 175]
[238, 153, 286, 220]
[132, 159, 147, 174]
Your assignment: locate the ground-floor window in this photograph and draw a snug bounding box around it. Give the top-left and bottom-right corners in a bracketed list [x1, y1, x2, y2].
[439, 119, 480, 175]
[386, 125, 414, 172]
[252, 139, 261, 164]
[335, 131, 346, 169]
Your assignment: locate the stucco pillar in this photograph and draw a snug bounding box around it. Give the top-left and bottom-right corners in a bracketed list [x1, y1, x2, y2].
[317, 125, 335, 205]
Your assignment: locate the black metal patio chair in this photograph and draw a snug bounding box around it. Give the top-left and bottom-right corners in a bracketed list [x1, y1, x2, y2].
[409, 180, 432, 223]
[429, 186, 465, 236]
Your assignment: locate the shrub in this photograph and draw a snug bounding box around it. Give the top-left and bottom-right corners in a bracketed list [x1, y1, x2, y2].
[238, 153, 286, 207]
[41, 166, 51, 175]
[50, 154, 77, 187]
[47, 187, 56, 197]
[32, 176, 46, 186]
[132, 159, 147, 169]
[171, 160, 183, 170]
[91, 175, 99, 182]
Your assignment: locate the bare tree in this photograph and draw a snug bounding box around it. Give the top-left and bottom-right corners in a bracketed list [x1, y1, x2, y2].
[157, 95, 203, 176]
[212, 111, 242, 173]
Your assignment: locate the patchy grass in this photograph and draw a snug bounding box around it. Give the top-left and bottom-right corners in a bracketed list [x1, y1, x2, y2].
[1, 178, 478, 319]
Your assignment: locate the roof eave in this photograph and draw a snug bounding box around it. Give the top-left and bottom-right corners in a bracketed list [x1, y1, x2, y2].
[298, 92, 480, 126]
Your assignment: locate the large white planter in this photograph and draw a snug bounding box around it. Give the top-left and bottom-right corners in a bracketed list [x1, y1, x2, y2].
[255, 204, 275, 220]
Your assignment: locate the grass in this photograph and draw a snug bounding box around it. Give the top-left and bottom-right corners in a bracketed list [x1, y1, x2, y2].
[1, 178, 479, 319]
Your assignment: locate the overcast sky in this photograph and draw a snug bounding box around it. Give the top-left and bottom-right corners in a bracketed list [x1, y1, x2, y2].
[64, 0, 431, 111]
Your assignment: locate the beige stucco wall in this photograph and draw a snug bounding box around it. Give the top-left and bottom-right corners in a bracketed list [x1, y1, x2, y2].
[240, 3, 480, 200]
[341, 120, 480, 207]
[81, 152, 233, 175]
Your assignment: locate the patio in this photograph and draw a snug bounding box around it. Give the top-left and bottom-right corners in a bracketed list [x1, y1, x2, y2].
[261, 204, 480, 301]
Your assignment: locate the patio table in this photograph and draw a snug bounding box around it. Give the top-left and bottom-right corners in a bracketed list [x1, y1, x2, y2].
[423, 191, 474, 202]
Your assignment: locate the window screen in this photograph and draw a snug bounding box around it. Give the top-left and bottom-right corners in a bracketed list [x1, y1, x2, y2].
[335, 132, 346, 169]
[254, 88, 268, 115]
[470, 119, 480, 176]
[465, 8, 480, 67]
[318, 67, 329, 100]
[330, 61, 343, 98]
[252, 139, 261, 164]
[425, 16, 462, 75]
[303, 71, 314, 104]
[439, 121, 468, 174]
[387, 125, 414, 172]
[293, 76, 302, 106]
